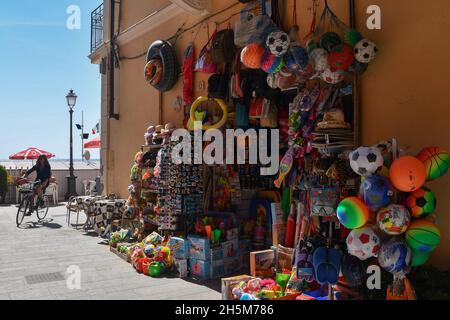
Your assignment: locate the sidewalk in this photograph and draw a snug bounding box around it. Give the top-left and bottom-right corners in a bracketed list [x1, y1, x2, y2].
[0, 204, 221, 300]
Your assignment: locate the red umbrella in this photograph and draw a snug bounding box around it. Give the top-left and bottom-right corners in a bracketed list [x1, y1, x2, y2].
[9, 147, 55, 160]
[84, 137, 100, 149]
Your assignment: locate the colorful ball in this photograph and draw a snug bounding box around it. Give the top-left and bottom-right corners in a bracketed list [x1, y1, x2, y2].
[416, 147, 449, 181]
[329, 43, 354, 71]
[349, 146, 384, 177]
[337, 197, 370, 229]
[320, 67, 345, 84]
[405, 187, 437, 218]
[241, 43, 265, 69]
[346, 225, 381, 261]
[378, 239, 411, 275]
[284, 45, 309, 71]
[389, 156, 426, 192]
[405, 220, 441, 252]
[343, 29, 363, 46]
[319, 32, 342, 52]
[309, 48, 329, 72]
[260, 50, 284, 74]
[354, 39, 378, 63]
[411, 249, 430, 267]
[359, 175, 393, 212]
[266, 31, 290, 56]
[377, 204, 411, 235]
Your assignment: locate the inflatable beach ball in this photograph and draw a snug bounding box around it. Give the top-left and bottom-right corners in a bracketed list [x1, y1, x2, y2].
[354, 39, 378, 63]
[416, 147, 449, 181]
[378, 239, 411, 275]
[337, 197, 369, 229]
[359, 174, 393, 212]
[260, 50, 284, 74]
[320, 68, 345, 84]
[377, 204, 411, 235]
[346, 225, 381, 261]
[350, 146, 384, 177]
[405, 187, 437, 218]
[390, 156, 426, 192]
[405, 220, 441, 252]
[309, 48, 329, 73]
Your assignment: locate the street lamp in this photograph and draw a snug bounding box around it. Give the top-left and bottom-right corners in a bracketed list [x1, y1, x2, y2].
[65, 89, 78, 199]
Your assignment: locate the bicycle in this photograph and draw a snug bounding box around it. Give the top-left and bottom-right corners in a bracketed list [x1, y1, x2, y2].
[16, 179, 49, 227]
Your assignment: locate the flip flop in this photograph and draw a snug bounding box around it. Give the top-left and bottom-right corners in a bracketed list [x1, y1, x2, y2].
[327, 248, 342, 285]
[313, 247, 328, 285]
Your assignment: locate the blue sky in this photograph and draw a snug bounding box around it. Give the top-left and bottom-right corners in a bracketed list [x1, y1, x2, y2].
[0, 0, 102, 159]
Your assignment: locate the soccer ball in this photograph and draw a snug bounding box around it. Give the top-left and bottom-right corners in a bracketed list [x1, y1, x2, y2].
[359, 174, 393, 212]
[266, 31, 290, 56]
[309, 48, 329, 72]
[378, 239, 411, 274]
[405, 187, 437, 218]
[320, 67, 345, 84]
[354, 39, 378, 63]
[377, 204, 411, 235]
[349, 146, 384, 176]
[346, 225, 381, 261]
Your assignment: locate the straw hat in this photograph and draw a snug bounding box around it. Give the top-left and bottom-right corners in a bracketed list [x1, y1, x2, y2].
[161, 122, 176, 135]
[316, 109, 351, 130]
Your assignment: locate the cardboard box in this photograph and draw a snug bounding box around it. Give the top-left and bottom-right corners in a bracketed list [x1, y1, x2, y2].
[169, 237, 188, 259]
[224, 257, 241, 275]
[276, 245, 295, 273]
[210, 246, 224, 261]
[250, 249, 275, 278]
[222, 239, 239, 259]
[221, 275, 254, 300]
[189, 259, 211, 280]
[174, 258, 188, 278]
[272, 223, 286, 247]
[210, 261, 225, 279]
[226, 228, 239, 240]
[188, 236, 211, 260]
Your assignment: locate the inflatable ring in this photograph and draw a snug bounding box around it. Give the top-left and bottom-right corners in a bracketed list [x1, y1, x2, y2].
[189, 96, 228, 130]
[144, 59, 163, 86]
[146, 40, 179, 92]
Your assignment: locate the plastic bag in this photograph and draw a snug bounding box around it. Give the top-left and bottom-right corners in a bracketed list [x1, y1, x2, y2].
[195, 30, 218, 73]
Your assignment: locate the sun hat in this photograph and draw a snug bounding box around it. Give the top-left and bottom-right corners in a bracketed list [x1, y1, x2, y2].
[316, 108, 351, 130]
[161, 122, 176, 135]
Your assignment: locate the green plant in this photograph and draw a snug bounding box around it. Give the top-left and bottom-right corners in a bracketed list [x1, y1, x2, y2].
[0, 165, 7, 204]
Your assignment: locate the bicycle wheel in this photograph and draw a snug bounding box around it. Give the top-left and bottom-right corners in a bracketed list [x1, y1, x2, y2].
[37, 196, 49, 220]
[16, 196, 30, 226]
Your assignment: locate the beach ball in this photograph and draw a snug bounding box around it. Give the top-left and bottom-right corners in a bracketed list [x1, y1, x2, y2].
[266, 31, 290, 56]
[329, 43, 354, 71]
[346, 225, 381, 260]
[337, 197, 370, 229]
[354, 39, 378, 63]
[377, 204, 411, 235]
[260, 50, 284, 74]
[390, 156, 426, 192]
[320, 68, 345, 84]
[285, 45, 309, 71]
[411, 249, 430, 267]
[241, 43, 265, 69]
[309, 48, 329, 72]
[320, 32, 342, 52]
[416, 147, 449, 181]
[405, 187, 437, 218]
[359, 175, 393, 212]
[343, 29, 362, 46]
[378, 239, 411, 274]
[350, 146, 384, 177]
[405, 220, 441, 252]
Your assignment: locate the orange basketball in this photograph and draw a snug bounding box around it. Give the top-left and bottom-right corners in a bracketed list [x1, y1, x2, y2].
[389, 156, 426, 192]
[240, 43, 265, 69]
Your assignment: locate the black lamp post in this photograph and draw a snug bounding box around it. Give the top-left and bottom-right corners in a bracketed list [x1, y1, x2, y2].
[65, 89, 78, 199]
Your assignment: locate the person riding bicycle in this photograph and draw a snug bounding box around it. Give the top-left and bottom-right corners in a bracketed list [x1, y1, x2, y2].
[22, 155, 52, 212]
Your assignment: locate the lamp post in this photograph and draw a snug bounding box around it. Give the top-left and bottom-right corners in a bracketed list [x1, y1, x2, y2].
[65, 89, 78, 199]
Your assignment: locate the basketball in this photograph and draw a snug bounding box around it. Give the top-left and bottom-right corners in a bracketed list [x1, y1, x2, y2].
[405, 187, 436, 218]
[337, 197, 370, 229]
[411, 249, 429, 267]
[405, 220, 441, 252]
[389, 156, 426, 192]
[416, 147, 449, 181]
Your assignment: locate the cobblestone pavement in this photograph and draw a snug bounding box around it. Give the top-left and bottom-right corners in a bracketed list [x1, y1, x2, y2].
[0, 204, 221, 300]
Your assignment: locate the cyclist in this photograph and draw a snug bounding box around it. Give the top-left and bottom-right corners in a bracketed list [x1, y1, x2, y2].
[22, 155, 52, 213]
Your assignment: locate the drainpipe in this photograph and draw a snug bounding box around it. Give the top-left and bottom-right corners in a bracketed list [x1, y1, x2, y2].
[109, 0, 119, 120]
[349, 0, 359, 146]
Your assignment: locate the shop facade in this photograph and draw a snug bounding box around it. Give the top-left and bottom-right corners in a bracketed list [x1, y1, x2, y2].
[88, 0, 450, 279]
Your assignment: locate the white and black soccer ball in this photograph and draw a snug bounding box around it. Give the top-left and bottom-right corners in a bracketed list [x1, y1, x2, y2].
[349, 146, 384, 176]
[266, 31, 290, 56]
[354, 39, 378, 63]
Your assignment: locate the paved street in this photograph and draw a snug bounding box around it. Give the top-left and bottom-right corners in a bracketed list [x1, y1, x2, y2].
[0, 204, 221, 300]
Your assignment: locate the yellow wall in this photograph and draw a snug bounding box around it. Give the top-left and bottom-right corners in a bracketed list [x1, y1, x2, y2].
[99, 0, 450, 268]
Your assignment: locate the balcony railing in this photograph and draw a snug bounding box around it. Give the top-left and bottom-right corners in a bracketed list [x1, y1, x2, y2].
[91, 3, 104, 53]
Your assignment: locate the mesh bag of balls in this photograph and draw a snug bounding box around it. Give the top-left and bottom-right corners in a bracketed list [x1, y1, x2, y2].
[337, 143, 448, 288]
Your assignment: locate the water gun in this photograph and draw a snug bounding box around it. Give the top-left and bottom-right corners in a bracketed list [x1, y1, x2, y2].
[274, 148, 294, 188]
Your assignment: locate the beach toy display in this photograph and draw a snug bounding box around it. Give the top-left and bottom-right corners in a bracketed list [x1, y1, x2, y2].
[337, 197, 369, 229]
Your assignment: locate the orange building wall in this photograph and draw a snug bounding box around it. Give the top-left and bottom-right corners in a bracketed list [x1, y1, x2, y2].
[102, 0, 450, 268]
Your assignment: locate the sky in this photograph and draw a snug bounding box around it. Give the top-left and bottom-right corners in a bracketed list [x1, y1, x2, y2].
[0, 0, 102, 159]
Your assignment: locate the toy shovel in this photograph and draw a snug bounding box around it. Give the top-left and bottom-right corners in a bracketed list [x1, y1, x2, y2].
[274, 149, 294, 188]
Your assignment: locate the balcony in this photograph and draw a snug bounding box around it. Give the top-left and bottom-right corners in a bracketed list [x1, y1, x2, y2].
[90, 3, 104, 53]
